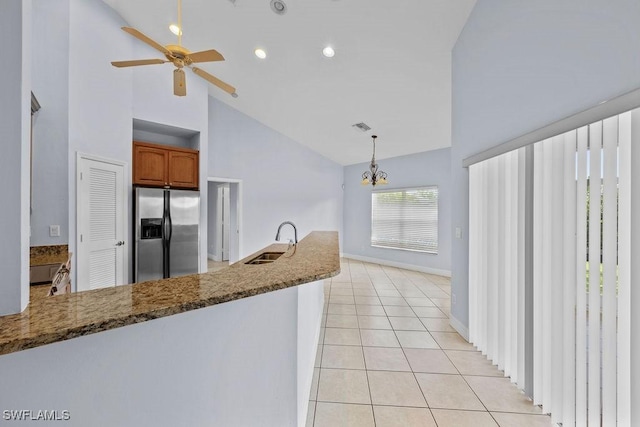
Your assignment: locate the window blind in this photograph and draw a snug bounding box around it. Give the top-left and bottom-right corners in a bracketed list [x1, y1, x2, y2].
[469, 148, 527, 390]
[370, 187, 438, 253]
[470, 107, 640, 426]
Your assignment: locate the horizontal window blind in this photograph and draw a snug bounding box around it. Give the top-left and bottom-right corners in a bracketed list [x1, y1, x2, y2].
[371, 187, 438, 253]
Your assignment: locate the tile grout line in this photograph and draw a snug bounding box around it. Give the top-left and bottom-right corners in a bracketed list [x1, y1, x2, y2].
[379, 264, 452, 426]
[384, 266, 440, 413]
[312, 274, 332, 427]
[373, 263, 436, 419]
[357, 262, 378, 426]
[315, 259, 546, 427]
[368, 259, 491, 425]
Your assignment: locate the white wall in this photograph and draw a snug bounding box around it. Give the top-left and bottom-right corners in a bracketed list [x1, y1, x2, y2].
[208, 97, 344, 258]
[343, 148, 452, 275]
[0, 282, 323, 426]
[297, 280, 324, 426]
[131, 129, 194, 149]
[67, 0, 134, 286]
[62, 0, 211, 285]
[450, 0, 640, 328]
[0, 0, 32, 315]
[31, 0, 70, 246]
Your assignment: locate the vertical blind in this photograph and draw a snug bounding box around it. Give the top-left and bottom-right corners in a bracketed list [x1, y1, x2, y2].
[469, 107, 639, 425]
[371, 187, 438, 253]
[468, 148, 527, 389]
[532, 131, 577, 424]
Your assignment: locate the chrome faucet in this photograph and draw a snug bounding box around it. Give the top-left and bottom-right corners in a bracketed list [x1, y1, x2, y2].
[275, 221, 298, 245]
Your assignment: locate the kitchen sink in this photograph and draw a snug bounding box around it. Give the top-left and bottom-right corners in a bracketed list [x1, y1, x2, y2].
[245, 252, 285, 265]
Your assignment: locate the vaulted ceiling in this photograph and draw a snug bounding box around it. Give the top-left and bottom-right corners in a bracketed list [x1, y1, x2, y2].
[102, 0, 476, 165]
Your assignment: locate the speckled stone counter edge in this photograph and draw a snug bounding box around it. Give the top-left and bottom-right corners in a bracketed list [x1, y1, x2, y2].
[0, 231, 339, 356]
[30, 245, 69, 266]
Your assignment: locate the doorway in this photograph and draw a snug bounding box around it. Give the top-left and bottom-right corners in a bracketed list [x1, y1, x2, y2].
[207, 178, 242, 265]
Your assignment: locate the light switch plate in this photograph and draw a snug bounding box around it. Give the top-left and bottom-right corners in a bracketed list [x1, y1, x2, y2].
[49, 225, 60, 237]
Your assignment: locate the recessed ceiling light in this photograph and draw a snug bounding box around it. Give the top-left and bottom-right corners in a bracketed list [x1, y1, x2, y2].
[169, 24, 182, 36]
[254, 48, 267, 59]
[270, 0, 287, 15]
[322, 46, 335, 58]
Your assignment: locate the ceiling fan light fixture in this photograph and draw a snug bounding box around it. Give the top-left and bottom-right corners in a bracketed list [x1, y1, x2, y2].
[111, 0, 237, 98]
[169, 24, 182, 36]
[254, 48, 267, 59]
[322, 46, 335, 58]
[173, 68, 187, 96]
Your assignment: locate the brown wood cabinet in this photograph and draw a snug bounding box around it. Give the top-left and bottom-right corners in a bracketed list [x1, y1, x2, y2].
[133, 141, 199, 189]
[168, 150, 199, 189]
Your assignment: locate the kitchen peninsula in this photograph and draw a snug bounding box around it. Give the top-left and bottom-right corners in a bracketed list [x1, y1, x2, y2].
[0, 231, 339, 427]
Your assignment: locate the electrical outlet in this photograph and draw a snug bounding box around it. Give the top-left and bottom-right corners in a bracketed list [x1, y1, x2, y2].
[455, 227, 462, 239]
[49, 225, 60, 237]
[452, 293, 457, 305]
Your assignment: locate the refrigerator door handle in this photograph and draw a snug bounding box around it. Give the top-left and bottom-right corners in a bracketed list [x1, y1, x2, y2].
[161, 215, 168, 245]
[167, 212, 173, 242]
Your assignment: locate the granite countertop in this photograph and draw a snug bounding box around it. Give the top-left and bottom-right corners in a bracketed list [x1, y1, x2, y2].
[0, 231, 339, 356]
[30, 254, 69, 266]
[30, 245, 69, 267]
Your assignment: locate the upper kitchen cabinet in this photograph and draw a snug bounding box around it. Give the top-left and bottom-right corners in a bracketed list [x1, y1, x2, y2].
[133, 141, 199, 189]
[133, 143, 168, 187]
[168, 150, 199, 189]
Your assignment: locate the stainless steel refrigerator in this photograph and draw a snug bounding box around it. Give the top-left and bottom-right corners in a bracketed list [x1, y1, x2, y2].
[135, 187, 200, 282]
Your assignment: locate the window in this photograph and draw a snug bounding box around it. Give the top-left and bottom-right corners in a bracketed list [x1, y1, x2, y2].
[371, 187, 438, 253]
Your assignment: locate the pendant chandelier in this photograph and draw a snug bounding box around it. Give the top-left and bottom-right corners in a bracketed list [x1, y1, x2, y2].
[361, 135, 388, 186]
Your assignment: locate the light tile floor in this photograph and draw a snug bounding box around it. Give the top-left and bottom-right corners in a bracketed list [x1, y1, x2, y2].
[306, 258, 553, 427]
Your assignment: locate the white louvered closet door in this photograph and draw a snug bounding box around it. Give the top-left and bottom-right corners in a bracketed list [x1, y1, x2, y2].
[77, 155, 126, 291]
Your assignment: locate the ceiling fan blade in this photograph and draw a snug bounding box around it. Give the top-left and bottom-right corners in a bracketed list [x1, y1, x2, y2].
[121, 27, 171, 56]
[191, 66, 237, 96]
[187, 49, 225, 63]
[111, 59, 167, 68]
[174, 69, 187, 97]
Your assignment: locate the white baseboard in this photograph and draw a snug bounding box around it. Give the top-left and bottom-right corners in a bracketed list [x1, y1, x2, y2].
[341, 253, 451, 278]
[207, 253, 221, 262]
[449, 314, 469, 341]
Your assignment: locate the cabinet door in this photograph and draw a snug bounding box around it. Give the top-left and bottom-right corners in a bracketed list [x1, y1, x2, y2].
[168, 150, 199, 189]
[133, 144, 168, 186]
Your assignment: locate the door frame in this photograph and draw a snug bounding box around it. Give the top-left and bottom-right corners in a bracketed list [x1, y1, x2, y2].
[207, 177, 243, 263]
[214, 184, 231, 262]
[76, 152, 129, 291]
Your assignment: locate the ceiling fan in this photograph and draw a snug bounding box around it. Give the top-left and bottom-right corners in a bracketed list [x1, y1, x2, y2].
[111, 0, 237, 98]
